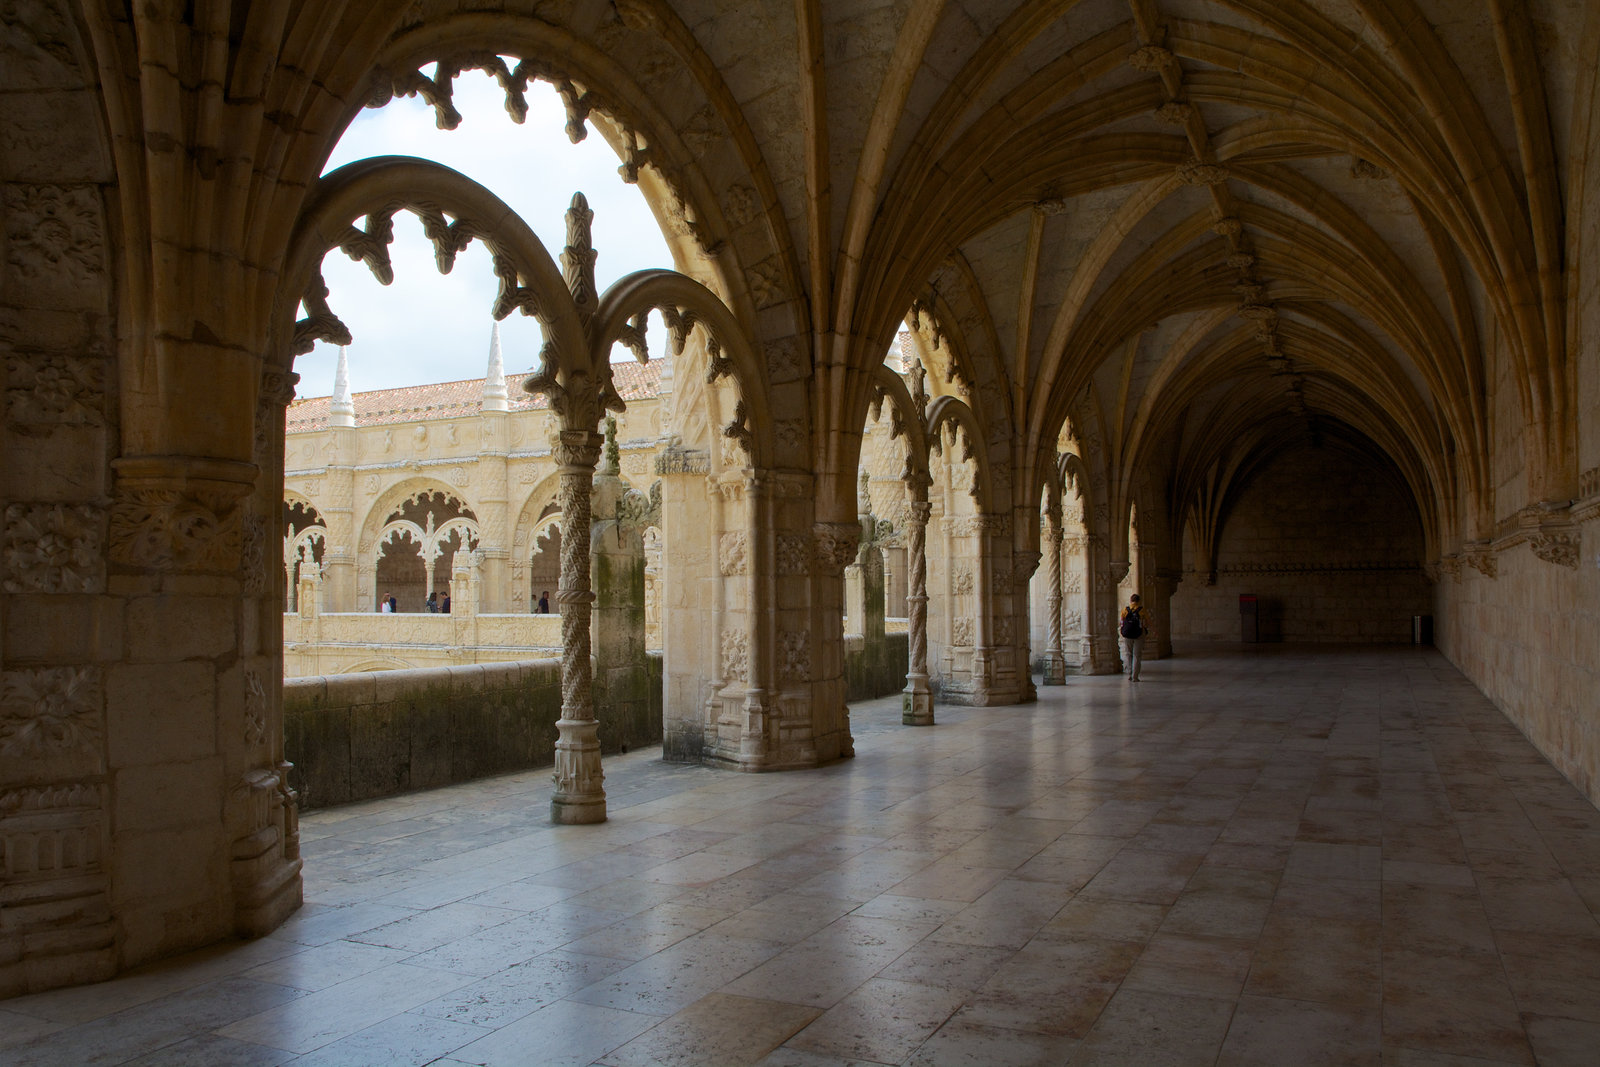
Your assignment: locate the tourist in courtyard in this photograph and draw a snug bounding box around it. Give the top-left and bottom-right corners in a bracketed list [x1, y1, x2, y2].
[538, 590, 549, 613]
[1120, 593, 1149, 681]
[426, 592, 438, 613]
[441, 592, 451, 614]
[380, 592, 393, 613]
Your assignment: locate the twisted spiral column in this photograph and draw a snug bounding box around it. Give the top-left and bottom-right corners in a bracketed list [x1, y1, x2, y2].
[1043, 505, 1066, 685]
[551, 429, 605, 824]
[902, 499, 935, 725]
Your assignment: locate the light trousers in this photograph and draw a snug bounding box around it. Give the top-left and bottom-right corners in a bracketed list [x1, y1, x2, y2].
[1122, 636, 1144, 679]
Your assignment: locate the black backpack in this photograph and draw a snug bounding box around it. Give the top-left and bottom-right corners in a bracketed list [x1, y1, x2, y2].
[1120, 609, 1144, 639]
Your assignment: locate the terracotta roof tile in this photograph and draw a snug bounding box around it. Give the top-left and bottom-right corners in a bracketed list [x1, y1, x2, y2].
[286, 361, 663, 434]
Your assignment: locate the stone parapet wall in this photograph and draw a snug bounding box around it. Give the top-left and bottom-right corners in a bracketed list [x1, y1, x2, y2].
[284, 612, 563, 675]
[283, 654, 663, 809]
[844, 632, 910, 703]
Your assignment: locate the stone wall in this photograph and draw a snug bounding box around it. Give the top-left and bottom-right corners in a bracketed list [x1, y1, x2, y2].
[1436, 522, 1600, 806]
[283, 655, 663, 809]
[1172, 445, 1432, 642]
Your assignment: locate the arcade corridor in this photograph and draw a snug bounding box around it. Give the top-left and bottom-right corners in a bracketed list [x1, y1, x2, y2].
[3, 647, 1596, 1065]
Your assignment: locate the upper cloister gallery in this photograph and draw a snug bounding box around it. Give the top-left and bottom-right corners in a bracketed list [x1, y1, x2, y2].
[1, 0, 1597, 1002]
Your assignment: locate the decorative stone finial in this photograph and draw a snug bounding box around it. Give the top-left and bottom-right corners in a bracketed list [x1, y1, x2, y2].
[602, 414, 621, 476]
[330, 345, 355, 427]
[562, 192, 598, 314]
[483, 320, 508, 412]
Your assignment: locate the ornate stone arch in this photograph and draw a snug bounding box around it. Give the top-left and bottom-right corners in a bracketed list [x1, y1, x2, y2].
[925, 396, 994, 516]
[356, 478, 481, 565]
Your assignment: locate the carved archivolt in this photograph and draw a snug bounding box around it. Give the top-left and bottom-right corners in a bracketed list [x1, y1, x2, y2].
[3, 503, 104, 594]
[0, 666, 103, 757]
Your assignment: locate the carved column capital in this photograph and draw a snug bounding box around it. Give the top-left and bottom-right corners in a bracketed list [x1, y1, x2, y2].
[553, 429, 603, 471]
[109, 456, 258, 572]
[812, 522, 862, 576]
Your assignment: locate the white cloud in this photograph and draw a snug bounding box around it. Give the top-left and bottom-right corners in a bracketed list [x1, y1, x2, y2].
[296, 70, 673, 398]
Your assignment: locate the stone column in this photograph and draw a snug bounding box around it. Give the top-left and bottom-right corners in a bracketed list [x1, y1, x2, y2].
[550, 429, 605, 824]
[813, 521, 862, 758]
[1084, 533, 1122, 673]
[902, 498, 935, 725]
[1042, 504, 1066, 685]
[1148, 570, 1180, 659]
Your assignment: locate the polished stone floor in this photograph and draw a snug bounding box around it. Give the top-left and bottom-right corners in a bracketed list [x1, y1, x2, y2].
[5, 645, 1600, 1066]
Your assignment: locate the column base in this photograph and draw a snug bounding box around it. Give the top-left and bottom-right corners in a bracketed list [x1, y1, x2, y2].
[902, 687, 935, 726]
[1042, 652, 1067, 685]
[551, 716, 606, 824]
[551, 795, 608, 824]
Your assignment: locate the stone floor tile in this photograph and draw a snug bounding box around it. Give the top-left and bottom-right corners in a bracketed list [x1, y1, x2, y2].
[784, 977, 967, 1064]
[1076, 847, 1203, 905]
[875, 939, 1013, 992]
[216, 964, 475, 1054]
[720, 916, 935, 1009]
[1036, 896, 1169, 943]
[411, 950, 630, 1029]
[1244, 916, 1381, 1006]
[567, 931, 787, 1016]
[118, 1032, 293, 1066]
[267, 902, 420, 948]
[1068, 987, 1235, 1065]
[904, 1018, 1081, 1066]
[288, 1010, 489, 1066]
[1380, 947, 1534, 1064]
[1215, 994, 1380, 1065]
[1119, 933, 1255, 998]
[447, 998, 664, 1067]
[241, 940, 416, 992]
[0, 1009, 66, 1050]
[601, 993, 820, 1067]
[1521, 1014, 1600, 1067]
[965, 938, 1143, 1037]
[346, 901, 520, 954]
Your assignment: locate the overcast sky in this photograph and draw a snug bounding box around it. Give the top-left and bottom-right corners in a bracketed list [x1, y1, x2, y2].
[295, 69, 674, 398]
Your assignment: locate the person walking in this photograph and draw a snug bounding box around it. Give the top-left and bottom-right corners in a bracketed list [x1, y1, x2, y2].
[1120, 593, 1150, 681]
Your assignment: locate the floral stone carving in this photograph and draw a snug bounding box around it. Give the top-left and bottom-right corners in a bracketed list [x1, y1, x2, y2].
[4, 503, 104, 593]
[1, 666, 103, 757]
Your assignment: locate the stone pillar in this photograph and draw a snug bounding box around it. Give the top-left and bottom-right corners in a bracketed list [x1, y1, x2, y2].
[590, 417, 660, 753]
[655, 445, 714, 762]
[813, 522, 862, 758]
[1147, 571, 1180, 659]
[1042, 504, 1067, 685]
[1084, 533, 1122, 673]
[550, 429, 605, 824]
[902, 498, 935, 724]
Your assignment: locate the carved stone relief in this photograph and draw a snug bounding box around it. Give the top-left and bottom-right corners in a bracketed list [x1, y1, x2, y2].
[1531, 532, 1578, 569]
[719, 531, 748, 575]
[5, 354, 105, 425]
[776, 535, 810, 576]
[243, 672, 267, 746]
[3, 503, 104, 593]
[721, 628, 748, 682]
[779, 630, 811, 681]
[110, 488, 243, 572]
[0, 666, 103, 757]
